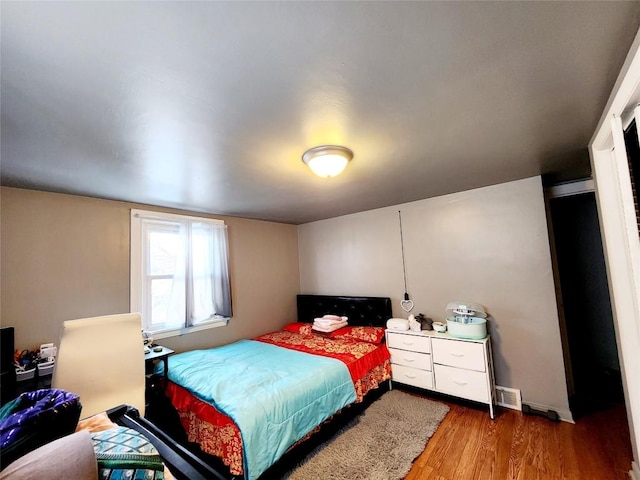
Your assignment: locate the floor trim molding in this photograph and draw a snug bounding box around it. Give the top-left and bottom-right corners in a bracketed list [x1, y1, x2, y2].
[523, 400, 574, 423]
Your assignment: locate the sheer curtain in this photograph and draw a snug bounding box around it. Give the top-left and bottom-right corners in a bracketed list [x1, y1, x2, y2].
[166, 222, 187, 330]
[211, 224, 232, 318]
[190, 222, 232, 323]
[141, 218, 187, 332]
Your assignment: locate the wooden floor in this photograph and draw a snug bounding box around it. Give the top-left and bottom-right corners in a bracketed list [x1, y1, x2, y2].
[405, 398, 633, 480]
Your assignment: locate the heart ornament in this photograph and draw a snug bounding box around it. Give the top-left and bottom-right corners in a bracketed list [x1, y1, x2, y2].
[400, 299, 414, 312]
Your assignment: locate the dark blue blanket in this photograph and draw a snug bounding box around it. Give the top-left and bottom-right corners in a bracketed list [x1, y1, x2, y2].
[0, 388, 81, 469]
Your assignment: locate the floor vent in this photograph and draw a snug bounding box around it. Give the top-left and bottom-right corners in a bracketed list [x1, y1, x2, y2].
[495, 386, 522, 410]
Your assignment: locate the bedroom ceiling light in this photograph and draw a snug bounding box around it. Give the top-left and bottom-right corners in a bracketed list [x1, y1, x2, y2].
[302, 145, 353, 178]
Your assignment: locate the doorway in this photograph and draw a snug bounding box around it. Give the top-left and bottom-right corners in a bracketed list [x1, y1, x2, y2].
[548, 189, 624, 418]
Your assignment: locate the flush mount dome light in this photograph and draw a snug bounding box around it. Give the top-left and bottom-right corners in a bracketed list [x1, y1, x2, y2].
[302, 145, 353, 178]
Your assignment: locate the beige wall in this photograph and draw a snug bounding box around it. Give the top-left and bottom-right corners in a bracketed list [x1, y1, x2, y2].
[298, 176, 571, 417]
[1, 180, 570, 416]
[1, 187, 300, 353]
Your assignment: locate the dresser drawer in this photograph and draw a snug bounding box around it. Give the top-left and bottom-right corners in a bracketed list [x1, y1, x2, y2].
[434, 364, 489, 403]
[389, 347, 432, 371]
[387, 332, 431, 354]
[391, 364, 434, 390]
[432, 337, 485, 371]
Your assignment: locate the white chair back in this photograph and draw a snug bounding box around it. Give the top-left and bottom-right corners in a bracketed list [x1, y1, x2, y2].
[52, 313, 145, 419]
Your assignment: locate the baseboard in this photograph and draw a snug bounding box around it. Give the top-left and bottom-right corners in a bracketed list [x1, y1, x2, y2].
[630, 460, 639, 480]
[523, 401, 574, 423]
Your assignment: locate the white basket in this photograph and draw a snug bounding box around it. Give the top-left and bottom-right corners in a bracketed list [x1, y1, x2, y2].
[37, 361, 55, 376]
[16, 368, 36, 381]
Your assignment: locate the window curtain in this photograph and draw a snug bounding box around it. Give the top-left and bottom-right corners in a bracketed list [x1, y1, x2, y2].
[189, 222, 232, 322]
[166, 222, 188, 330]
[140, 218, 187, 332]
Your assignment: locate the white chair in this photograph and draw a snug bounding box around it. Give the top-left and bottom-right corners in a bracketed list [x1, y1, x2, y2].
[52, 313, 145, 419]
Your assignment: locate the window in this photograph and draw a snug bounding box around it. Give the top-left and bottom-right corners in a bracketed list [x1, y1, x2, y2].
[131, 209, 232, 338]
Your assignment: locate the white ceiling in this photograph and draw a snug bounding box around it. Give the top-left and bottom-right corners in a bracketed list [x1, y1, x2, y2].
[2, 2, 640, 224]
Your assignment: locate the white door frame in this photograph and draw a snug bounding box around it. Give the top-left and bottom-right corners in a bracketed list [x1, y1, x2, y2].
[589, 27, 640, 480]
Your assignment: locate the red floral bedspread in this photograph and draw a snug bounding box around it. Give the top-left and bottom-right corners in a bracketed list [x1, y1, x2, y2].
[165, 332, 391, 476]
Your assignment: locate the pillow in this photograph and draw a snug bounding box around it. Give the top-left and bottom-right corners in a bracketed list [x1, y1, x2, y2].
[333, 326, 386, 345]
[282, 322, 313, 336]
[311, 326, 349, 339]
[0, 430, 97, 480]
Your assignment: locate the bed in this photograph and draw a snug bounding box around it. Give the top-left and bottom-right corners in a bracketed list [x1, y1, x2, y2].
[163, 294, 392, 480]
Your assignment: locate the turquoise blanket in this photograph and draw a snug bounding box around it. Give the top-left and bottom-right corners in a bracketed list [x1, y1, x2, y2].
[167, 340, 357, 480]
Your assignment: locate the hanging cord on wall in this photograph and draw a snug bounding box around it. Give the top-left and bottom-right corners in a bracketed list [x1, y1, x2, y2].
[398, 210, 414, 313]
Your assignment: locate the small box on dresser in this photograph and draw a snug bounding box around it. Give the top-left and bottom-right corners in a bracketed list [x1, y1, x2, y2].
[386, 329, 496, 418]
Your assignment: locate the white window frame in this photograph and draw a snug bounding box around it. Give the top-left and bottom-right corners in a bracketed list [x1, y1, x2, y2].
[131, 209, 231, 339]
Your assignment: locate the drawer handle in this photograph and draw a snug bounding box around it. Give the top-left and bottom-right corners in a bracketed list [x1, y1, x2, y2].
[402, 341, 414, 346]
[450, 352, 465, 357]
[453, 380, 468, 386]
[404, 374, 417, 379]
[403, 357, 415, 363]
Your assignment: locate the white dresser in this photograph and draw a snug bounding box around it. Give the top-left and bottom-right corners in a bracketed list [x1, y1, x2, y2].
[386, 329, 496, 418]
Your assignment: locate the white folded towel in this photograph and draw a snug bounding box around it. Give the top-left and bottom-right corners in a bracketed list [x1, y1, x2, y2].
[313, 315, 348, 326]
[312, 320, 348, 333]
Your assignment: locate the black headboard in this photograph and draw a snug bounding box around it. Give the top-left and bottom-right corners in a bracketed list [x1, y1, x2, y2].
[297, 295, 392, 327]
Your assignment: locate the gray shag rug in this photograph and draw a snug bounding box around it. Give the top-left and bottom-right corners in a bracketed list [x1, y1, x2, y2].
[283, 389, 450, 480]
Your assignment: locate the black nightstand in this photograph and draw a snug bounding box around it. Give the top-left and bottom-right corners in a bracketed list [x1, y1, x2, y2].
[144, 346, 174, 413]
[144, 346, 174, 383]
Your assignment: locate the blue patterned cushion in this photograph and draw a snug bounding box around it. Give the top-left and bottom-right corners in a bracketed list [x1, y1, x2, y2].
[91, 426, 164, 480]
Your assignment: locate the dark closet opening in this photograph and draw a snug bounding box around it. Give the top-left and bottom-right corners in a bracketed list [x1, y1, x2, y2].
[549, 191, 624, 419]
